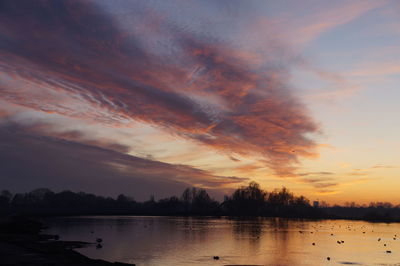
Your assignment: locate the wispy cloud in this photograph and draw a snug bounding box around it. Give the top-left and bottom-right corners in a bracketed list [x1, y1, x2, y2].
[287, 0, 385, 46]
[298, 171, 334, 176]
[372, 164, 396, 169]
[0, 0, 319, 176]
[350, 62, 400, 78]
[292, 170, 377, 195]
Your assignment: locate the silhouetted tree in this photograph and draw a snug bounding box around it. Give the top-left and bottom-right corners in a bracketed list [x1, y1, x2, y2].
[192, 188, 218, 214]
[224, 181, 267, 215]
[268, 187, 293, 207]
[4, 183, 399, 221]
[0, 190, 12, 214]
[179, 187, 218, 214]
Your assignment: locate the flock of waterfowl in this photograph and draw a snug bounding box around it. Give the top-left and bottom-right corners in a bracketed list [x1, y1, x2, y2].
[208, 223, 398, 263]
[86, 221, 399, 264]
[303, 224, 398, 262]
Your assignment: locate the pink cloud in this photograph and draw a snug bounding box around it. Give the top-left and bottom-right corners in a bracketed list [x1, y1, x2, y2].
[0, 0, 320, 177]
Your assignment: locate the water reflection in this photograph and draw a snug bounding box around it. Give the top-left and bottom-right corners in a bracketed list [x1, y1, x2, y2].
[42, 216, 400, 266]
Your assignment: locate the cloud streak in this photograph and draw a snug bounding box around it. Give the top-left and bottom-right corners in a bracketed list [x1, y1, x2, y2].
[0, 0, 319, 177]
[0, 121, 248, 199]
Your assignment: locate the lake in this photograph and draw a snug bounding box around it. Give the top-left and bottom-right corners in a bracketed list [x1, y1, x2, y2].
[42, 216, 400, 266]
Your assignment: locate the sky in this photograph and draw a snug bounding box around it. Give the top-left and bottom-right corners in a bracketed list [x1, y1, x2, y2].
[1, 0, 399, 204]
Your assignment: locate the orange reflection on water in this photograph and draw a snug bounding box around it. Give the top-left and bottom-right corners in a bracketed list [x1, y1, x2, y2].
[44, 216, 400, 266]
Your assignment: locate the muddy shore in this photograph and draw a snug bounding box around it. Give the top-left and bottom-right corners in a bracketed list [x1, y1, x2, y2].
[0, 216, 134, 266]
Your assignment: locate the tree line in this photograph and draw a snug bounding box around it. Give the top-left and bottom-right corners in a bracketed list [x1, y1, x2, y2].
[1, 182, 399, 221]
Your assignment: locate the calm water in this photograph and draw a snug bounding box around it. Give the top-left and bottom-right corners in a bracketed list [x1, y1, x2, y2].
[42, 216, 400, 266]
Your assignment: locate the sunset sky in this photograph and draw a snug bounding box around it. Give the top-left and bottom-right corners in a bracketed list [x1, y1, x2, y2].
[1, 0, 399, 204]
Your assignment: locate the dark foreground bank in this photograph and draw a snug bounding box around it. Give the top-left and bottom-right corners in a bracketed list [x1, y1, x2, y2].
[0, 216, 134, 266]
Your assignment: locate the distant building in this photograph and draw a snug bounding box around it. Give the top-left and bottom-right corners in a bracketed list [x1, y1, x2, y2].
[313, 201, 319, 208]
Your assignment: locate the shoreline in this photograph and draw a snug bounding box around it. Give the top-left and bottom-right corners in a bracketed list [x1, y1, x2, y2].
[0, 216, 135, 266]
[35, 213, 400, 224]
[0, 234, 135, 266]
